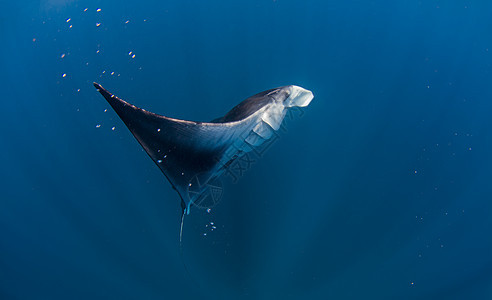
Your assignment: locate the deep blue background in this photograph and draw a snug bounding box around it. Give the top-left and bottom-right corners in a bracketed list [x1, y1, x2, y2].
[1, 1, 492, 299]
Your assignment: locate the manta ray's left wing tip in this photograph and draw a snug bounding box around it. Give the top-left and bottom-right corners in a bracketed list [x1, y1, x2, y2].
[93, 82, 110, 98]
[93, 82, 128, 108]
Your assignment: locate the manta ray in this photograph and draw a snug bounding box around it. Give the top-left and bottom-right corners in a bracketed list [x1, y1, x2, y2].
[94, 83, 313, 221]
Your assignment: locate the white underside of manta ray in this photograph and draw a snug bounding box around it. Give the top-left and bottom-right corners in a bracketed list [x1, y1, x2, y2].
[93, 83, 314, 217]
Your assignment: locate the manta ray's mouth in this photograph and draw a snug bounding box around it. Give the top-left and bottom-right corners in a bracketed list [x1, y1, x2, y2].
[284, 85, 314, 108]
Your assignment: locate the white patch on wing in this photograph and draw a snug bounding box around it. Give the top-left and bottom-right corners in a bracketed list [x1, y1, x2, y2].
[214, 86, 314, 173]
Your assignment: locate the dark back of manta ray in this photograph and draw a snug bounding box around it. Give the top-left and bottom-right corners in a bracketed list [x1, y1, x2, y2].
[94, 83, 294, 210]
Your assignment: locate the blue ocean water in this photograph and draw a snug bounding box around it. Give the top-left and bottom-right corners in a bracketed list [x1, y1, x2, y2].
[2, 1, 492, 299]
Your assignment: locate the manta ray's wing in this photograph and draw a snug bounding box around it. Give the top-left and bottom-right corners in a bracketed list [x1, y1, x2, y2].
[94, 83, 238, 212]
[93, 83, 313, 213]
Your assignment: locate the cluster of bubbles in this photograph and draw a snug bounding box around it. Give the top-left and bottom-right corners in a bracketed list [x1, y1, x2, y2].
[203, 222, 217, 236]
